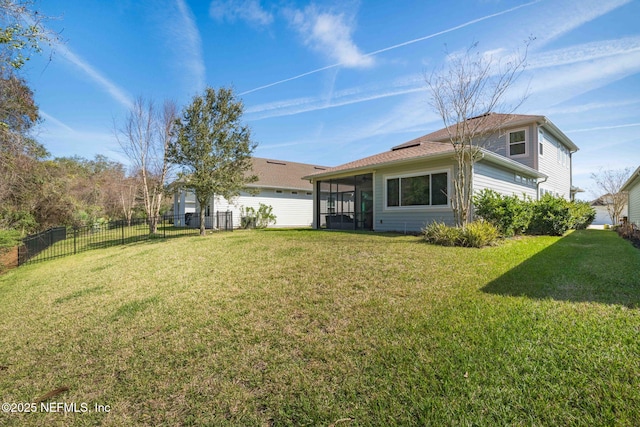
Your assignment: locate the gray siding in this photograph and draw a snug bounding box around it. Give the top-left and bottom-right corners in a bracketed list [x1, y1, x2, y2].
[627, 176, 640, 226]
[473, 160, 538, 199]
[482, 123, 536, 169]
[373, 159, 455, 232]
[537, 127, 572, 199]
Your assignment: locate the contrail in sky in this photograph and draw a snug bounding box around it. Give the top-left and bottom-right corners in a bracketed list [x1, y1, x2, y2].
[239, 0, 541, 96]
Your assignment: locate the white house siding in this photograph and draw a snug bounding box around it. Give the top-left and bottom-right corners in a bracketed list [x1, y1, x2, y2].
[536, 129, 572, 199]
[373, 159, 455, 232]
[472, 160, 538, 200]
[627, 176, 640, 226]
[212, 188, 314, 228]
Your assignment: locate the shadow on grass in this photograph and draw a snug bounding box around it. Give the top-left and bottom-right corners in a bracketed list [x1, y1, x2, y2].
[482, 230, 640, 307]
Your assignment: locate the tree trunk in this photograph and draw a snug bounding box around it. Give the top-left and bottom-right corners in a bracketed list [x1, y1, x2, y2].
[198, 196, 207, 236]
[148, 215, 158, 234]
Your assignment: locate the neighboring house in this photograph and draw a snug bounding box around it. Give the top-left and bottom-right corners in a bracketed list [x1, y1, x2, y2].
[303, 113, 579, 232]
[172, 157, 328, 228]
[621, 165, 640, 226]
[590, 194, 628, 226]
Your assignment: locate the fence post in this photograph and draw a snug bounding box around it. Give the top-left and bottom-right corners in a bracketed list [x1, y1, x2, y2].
[121, 220, 125, 246]
[73, 228, 77, 255]
[163, 216, 166, 238]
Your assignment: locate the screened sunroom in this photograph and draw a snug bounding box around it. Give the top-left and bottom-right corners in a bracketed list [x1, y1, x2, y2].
[316, 173, 373, 230]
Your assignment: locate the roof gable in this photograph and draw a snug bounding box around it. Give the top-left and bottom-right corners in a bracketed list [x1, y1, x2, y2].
[304, 141, 453, 179]
[250, 157, 328, 191]
[621, 166, 640, 192]
[391, 113, 578, 153]
[392, 113, 545, 150]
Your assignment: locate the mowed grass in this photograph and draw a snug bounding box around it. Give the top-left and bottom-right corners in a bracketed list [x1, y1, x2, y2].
[1, 229, 639, 426]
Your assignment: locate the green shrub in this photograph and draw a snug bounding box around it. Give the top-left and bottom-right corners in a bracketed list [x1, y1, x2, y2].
[527, 194, 572, 236]
[604, 224, 610, 230]
[423, 221, 499, 248]
[475, 190, 594, 237]
[568, 200, 596, 230]
[422, 222, 462, 246]
[241, 204, 277, 229]
[473, 189, 531, 236]
[459, 220, 500, 248]
[0, 229, 21, 250]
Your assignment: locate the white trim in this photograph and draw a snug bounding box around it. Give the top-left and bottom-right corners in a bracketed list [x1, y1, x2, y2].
[507, 127, 528, 158]
[538, 128, 544, 158]
[383, 167, 452, 211]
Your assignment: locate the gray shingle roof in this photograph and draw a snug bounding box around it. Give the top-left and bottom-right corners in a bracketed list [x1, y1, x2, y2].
[303, 141, 453, 179]
[249, 157, 328, 191]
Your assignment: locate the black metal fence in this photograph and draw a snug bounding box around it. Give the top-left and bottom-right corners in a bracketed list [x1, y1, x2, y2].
[18, 212, 233, 266]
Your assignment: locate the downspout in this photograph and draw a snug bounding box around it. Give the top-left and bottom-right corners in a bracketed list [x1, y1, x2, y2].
[569, 149, 577, 201]
[536, 176, 548, 201]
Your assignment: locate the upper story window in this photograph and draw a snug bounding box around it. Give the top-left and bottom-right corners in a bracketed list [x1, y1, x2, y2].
[538, 129, 544, 157]
[508, 129, 527, 157]
[386, 171, 448, 208]
[557, 143, 569, 169]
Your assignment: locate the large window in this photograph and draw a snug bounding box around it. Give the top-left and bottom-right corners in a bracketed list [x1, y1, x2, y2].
[386, 172, 448, 208]
[508, 129, 527, 157]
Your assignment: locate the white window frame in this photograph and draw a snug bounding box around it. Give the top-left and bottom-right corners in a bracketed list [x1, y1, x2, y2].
[507, 128, 528, 158]
[538, 129, 544, 157]
[383, 168, 451, 211]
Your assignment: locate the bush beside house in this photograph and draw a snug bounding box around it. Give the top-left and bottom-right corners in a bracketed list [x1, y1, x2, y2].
[425, 191, 596, 248]
[474, 190, 594, 236]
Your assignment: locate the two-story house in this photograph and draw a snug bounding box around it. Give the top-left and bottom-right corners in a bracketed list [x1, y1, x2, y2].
[303, 113, 579, 232]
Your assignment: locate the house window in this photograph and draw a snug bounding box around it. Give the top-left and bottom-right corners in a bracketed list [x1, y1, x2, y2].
[386, 172, 448, 208]
[508, 129, 527, 157]
[539, 130, 544, 156]
[557, 144, 569, 168]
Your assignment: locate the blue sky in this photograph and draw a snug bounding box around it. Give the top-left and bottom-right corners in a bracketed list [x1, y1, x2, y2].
[24, 0, 640, 200]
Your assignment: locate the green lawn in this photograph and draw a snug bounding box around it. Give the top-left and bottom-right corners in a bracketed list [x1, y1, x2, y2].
[1, 229, 639, 426]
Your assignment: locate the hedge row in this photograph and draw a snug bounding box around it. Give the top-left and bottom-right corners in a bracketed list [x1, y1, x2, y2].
[473, 189, 595, 237]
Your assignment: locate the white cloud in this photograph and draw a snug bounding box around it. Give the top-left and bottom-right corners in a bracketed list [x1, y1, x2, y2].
[241, 0, 540, 95]
[52, 43, 134, 110]
[523, 50, 640, 105]
[288, 5, 373, 68]
[209, 0, 273, 26]
[532, 0, 632, 48]
[37, 111, 126, 163]
[173, 0, 206, 92]
[547, 100, 640, 116]
[566, 123, 640, 134]
[245, 75, 426, 120]
[528, 36, 640, 70]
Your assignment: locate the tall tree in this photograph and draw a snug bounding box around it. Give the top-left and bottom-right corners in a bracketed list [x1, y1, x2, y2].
[1, 0, 58, 72]
[425, 42, 529, 226]
[169, 87, 257, 236]
[115, 97, 175, 234]
[591, 167, 632, 225]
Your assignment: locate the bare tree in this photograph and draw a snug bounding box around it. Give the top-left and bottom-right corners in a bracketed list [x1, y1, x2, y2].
[113, 170, 140, 226]
[425, 41, 530, 226]
[591, 167, 632, 225]
[115, 97, 176, 234]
